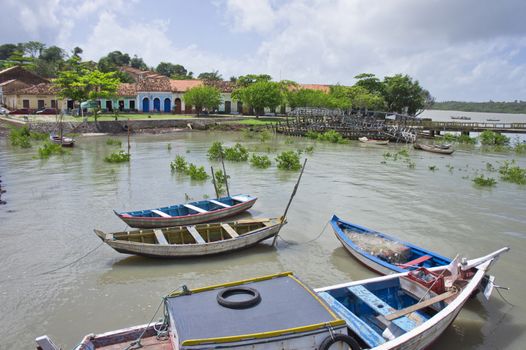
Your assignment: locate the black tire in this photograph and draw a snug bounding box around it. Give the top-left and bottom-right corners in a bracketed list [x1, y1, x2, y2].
[319, 334, 361, 350]
[217, 287, 261, 309]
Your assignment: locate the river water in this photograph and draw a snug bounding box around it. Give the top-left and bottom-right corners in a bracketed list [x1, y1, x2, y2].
[0, 128, 525, 349]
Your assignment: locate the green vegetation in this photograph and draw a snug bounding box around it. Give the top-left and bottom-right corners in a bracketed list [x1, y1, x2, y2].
[259, 129, 272, 142]
[106, 138, 122, 147]
[478, 130, 510, 146]
[187, 164, 209, 181]
[104, 150, 130, 163]
[305, 145, 315, 154]
[486, 162, 496, 172]
[38, 141, 66, 158]
[473, 175, 497, 187]
[499, 160, 526, 185]
[213, 169, 230, 195]
[250, 154, 272, 169]
[224, 143, 249, 161]
[232, 76, 282, 115]
[276, 150, 301, 170]
[170, 155, 188, 173]
[183, 85, 221, 116]
[440, 133, 477, 144]
[431, 101, 526, 114]
[9, 126, 48, 148]
[514, 142, 526, 154]
[207, 141, 224, 160]
[304, 130, 348, 144]
[428, 165, 438, 171]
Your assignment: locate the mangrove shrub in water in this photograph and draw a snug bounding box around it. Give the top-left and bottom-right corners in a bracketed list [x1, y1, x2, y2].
[187, 164, 209, 181]
[224, 143, 249, 161]
[9, 126, 46, 148]
[499, 160, 526, 185]
[305, 130, 348, 144]
[250, 154, 272, 169]
[170, 155, 188, 173]
[104, 150, 130, 163]
[473, 174, 497, 187]
[106, 138, 122, 147]
[479, 130, 509, 145]
[276, 150, 301, 170]
[213, 169, 230, 195]
[38, 141, 66, 159]
[207, 141, 224, 160]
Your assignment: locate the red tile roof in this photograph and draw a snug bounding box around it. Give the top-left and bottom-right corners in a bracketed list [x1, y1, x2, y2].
[117, 83, 137, 96]
[137, 77, 172, 92]
[204, 80, 235, 93]
[299, 84, 331, 93]
[17, 83, 58, 95]
[170, 79, 203, 92]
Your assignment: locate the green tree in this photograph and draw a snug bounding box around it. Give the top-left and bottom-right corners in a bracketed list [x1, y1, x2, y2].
[0, 44, 18, 60]
[198, 70, 222, 81]
[382, 74, 433, 115]
[183, 85, 221, 116]
[236, 74, 272, 87]
[72, 46, 83, 58]
[130, 55, 147, 70]
[354, 73, 384, 94]
[23, 41, 45, 58]
[156, 62, 191, 78]
[40, 46, 65, 63]
[233, 81, 282, 115]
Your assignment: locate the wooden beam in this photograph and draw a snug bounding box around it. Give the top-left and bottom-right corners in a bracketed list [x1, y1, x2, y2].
[186, 225, 206, 244]
[385, 291, 455, 321]
[221, 223, 239, 238]
[153, 229, 169, 245]
[151, 209, 171, 218]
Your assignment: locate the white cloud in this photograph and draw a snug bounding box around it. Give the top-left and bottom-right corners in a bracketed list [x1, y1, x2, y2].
[225, 0, 277, 33]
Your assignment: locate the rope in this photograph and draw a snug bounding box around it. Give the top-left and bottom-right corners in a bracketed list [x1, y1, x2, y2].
[124, 298, 166, 350]
[278, 219, 330, 246]
[495, 287, 515, 307]
[40, 241, 104, 275]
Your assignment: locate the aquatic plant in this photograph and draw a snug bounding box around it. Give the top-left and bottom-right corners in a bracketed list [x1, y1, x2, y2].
[187, 163, 209, 181]
[167, 143, 172, 150]
[479, 130, 509, 145]
[397, 149, 410, 157]
[213, 169, 230, 195]
[473, 175, 497, 187]
[170, 155, 188, 173]
[499, 160, 526, 185]
[305, 131, 320, 140]
[305, 145, 315, 154]
[406, 160, 416, 169]
[106, 138, 122, 147]
[259, 129, 272, 142]
[9, 127, 32, 148]
[250, 154, 272, 169]
[514, 142, 526, 154]
[317, 130, 348, 144]
[223, 143, 249, 161]
[104, 150, 130, 163]
[486, 162, 496, 172]
[284, 138, 295, 144]
[428, 165, 438, 171]
[38, 141, 66, 159]
[446, 164, 454, 173]
[457, 134, 477, 144]
[207, 141, 224, 160]
[276, 150, 301, 171]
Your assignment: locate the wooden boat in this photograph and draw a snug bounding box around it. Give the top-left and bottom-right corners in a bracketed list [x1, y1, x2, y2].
[315, 247, 509, 350]
[413, 143, 455, 155]
[36, 272, 349, 350]
[358, 137, 389, 145]
[114, 194, 257, 228]
[331, 215, 451, 275]
[36, 249, 508, 350]
[49, 133, 75, 147]
[95, 217, 284, 258]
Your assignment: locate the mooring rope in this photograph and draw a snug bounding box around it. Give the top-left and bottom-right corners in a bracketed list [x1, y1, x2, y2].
[40, 241, 105, 275]
[495, 286, 515, 307]
[278, 219, 330, 246]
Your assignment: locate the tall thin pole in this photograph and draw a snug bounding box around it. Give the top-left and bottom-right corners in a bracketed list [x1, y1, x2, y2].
[127, 118, 131, 155]
[220, 153, 230, 197]
[211, 166, 219, 198]
[272, 158, 308, 247]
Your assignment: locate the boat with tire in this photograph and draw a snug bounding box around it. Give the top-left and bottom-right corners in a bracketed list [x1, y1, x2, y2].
[95, 217, 285, 258]
[114, 194, 257, 229]
[330, 215, 451, 275]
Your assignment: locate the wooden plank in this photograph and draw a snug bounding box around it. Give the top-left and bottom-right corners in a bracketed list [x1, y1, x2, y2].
[186, 225, 206, 244]
[151, 209, 171, 218]
[397, 255, 432, 269]
[318, 292, 385, 347]
[231, 195, 250, 202]
[220, 223, 239, 238]
[35, 336, 61, 350]
[183, 204, 208, 214]
[153, 229, 169, 245]
[385, 291, 455, 321]
[209, 199, 231, 208]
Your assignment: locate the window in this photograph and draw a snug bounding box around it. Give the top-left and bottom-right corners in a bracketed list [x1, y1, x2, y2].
[23, 100, 30, 108]
[38, 100, 45, 109]
[129, 100, 135, 110]
[51, 100, 56, 108]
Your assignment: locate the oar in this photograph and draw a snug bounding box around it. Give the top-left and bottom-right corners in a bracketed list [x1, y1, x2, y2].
[272, 158, 308, 247]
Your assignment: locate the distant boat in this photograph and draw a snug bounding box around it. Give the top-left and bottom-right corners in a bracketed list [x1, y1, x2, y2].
[114, 194, 257, 228]
[358, 137, 389, 145]
[49, 134, 75, 147]
[414, 143, 455, 155]
[330, 215, 451, 275]
[450, 116, 471, 120]
[486, 119, 500, 122]
[95, 217, 284, 258]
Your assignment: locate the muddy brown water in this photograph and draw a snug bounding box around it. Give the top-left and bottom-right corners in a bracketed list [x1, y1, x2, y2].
[0, 131, 524, 349]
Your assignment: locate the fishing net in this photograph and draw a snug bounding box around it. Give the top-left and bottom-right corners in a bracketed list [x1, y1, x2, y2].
[343, 228, 411, 264]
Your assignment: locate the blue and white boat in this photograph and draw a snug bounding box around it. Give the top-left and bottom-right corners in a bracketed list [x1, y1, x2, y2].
[331, 215, 451, 275]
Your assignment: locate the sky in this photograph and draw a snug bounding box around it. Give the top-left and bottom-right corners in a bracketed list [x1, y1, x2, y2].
[2, 0, 526, 102]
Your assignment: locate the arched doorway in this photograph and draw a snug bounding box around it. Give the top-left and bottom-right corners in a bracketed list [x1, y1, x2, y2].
[174, 98, 182, 114]
[163, 98, 171, 113]
[237, 101, 243, 114]
[142, 97, 149, 112]
[153, 98, 161, 112]
[224, 101, 231, 114]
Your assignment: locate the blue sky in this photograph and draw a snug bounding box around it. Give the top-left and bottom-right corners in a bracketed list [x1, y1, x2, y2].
[2, 0, 526, 102]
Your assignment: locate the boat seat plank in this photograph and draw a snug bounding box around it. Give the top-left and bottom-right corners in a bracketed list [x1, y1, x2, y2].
[208, 199, 231, 208]
[183, 204, 208, 214]
[385, 291, 455, 321]
[231, 195, 250, 202]
[397, 255, 432, 269]
[151, 209, 172, 218]
[348, 285, 417, 333]
[186, 226, 206, 244]
[220, 223, 239, 238]
[318, 292, 385, 348]
[154, 229, 169, 245]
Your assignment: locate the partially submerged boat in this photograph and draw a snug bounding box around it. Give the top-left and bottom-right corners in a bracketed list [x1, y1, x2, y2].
[358, 137, 389, 145]
[315, 247, 508, 350]
[95, 217, 284, 258]
[36, 248, 509, 350]
[114, 194, 257, 228]
[36, 272, 349, 350]
[49, 133, 75, 147]
[331, 215, 451, 274]
[414, 143, 455, 155]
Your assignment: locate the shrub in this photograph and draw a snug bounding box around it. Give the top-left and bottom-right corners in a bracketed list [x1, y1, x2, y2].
[514, 142, 526, 154]
[305, 131, 320, 139]
[473, 175, 497, 187]
[499, 160, 526, 185]
[213, 169, 230, 195]
[259, 129, 272, 142]
[317, 130, 347, 143]
[428, 165, 438, 171]
[106, 138, 122, 147]
[170, 155, 188, 172]
[104, 150, 130, 163]
[486, 162, 496, 172]
[38, 141, 66, 159]
[479, 130, 509, 145]
[207, 141, 224, 160]
[187, 163, 209, 181]
[9, 127, 32, 148]
[276, 150, 301, 170]
[250, 154, 272, 168]
[457, 134, 477, 144]
[223, 143, 249, 161]
[305, 145, 315, 154]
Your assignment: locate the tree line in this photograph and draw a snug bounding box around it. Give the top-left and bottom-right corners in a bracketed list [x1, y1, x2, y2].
[431, 101, 526, 114]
